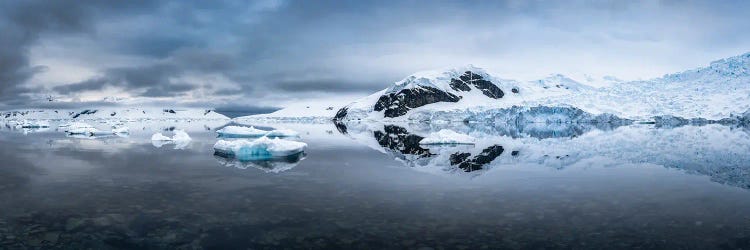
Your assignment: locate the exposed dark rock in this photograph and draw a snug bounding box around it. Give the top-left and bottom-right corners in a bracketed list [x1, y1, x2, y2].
[449, 152, 471, 165]
[163, 109, 176, 114]
[451, 71, 504, 99]
[72, 109, 98, 119]
[511, 88, 519, 94]
[110, 112, 116, 116]
[374, 86, 461, 118]
[449, 78, 471, 91]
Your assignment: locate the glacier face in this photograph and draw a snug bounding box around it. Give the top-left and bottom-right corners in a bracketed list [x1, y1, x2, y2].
[333, 52, 750, 122]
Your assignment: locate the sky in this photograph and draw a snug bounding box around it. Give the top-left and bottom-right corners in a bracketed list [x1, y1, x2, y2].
[1, 0, 749, 111]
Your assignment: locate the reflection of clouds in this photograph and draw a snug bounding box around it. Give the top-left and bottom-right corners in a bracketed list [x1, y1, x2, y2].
[213, 152, 306, 173]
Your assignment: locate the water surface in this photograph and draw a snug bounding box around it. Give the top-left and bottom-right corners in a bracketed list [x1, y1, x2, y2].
[1, 121, 749, 249]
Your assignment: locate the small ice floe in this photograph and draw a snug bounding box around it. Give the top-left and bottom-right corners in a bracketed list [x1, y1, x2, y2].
[112, 126, 129, 134]
[213, 137, 307, 161]
[215, 126, 300, 138]
[66, 122, 98, 135]
[419, 129, 476, 145]
[216, 125, 268, 138]
[19, 120, 50, 128]
[265, 129, 300, 138]
[151, 130, 192, 149]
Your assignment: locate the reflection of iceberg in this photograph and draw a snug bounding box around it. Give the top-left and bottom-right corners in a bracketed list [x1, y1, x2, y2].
[150, 130, 192, 149]
[213, 152, 306, 173]
[213, 137, 306, 160]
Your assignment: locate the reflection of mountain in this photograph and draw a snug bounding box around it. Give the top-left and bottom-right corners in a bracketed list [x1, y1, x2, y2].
[337, 121, 750, 188]
[213, 152, 306, 173]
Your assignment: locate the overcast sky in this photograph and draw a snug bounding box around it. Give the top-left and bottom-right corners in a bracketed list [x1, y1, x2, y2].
[1, 0, 749, 111]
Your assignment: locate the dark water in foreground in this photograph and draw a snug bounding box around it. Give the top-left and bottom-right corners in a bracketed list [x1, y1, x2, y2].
[1, 121, 750, 249]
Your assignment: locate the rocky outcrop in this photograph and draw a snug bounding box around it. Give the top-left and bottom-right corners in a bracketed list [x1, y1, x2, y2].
[373, 86, 461, 118]
[449, 71, 504, 99]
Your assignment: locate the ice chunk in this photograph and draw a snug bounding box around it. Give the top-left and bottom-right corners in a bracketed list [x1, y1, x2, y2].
[265, 129, 300, 138]
[19, 120, 50, 128]
[172, 129, 191, 141]
[151, 132, 172, 141]
[419, 129, 475, 145]
[213, 137, 307, 160]
[66, 122, 98, 135]
[216, 125, 267, 137]
[112, 126, 129, 134]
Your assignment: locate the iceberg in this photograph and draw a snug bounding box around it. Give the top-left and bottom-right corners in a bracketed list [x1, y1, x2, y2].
[216, 125, 268, 138]
[19, 120, 50, 128]
[66, 122, 98, 135]
[112, 126, 129, 134]
[172, 129, 192, 141]
[151, 132, 172, 141]
[419, 129, 476, 145]
[265, 129, 300, 138]
[213, 137, 307, 161]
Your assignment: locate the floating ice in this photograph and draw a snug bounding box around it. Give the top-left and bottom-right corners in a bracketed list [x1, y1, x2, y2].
[19, 120, 50, 128]
[216, 125, 267, 137]
[112, 126, 129, 134]
[151, 132, 172, 141]
[419, 129, 476, 145]
[265, 129, 300, 138]
[172, 129, 191, 141]
[213, 137, 307, 161]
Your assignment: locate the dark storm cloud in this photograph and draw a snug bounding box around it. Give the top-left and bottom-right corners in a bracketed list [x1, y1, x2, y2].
[0, 0, 160, 108]
[2, 0, 750, 109]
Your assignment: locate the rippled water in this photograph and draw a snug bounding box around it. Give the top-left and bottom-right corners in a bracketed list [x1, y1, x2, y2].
[1, 121, 750, 249]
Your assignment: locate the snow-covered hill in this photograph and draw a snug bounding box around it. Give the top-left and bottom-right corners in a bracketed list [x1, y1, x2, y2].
[0, 108, 229, 121]
[334, 52, 750, 122]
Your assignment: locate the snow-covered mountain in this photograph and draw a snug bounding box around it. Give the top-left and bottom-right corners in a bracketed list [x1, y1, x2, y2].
[0, 108, 229, 121]
[334, 52, 750, 122]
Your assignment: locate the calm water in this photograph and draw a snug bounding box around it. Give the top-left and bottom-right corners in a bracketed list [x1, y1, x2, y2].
[1, 120, 750, 249]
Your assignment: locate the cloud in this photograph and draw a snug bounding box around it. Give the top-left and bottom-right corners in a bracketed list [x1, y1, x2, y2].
[2, 0, 750, 109]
